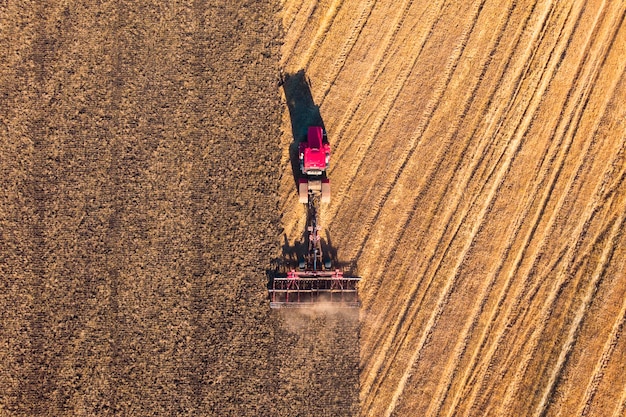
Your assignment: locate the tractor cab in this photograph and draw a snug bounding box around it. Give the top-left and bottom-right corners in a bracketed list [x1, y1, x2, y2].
[299, 126, 330, 176]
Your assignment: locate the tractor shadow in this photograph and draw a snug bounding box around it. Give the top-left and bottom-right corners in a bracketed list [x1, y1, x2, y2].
[280, 69, 326, 191]
[270, 231, 357, 275]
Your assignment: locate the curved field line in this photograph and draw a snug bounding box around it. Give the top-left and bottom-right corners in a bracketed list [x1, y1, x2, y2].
[296, 0, 344, 70]
[364, 2, 551, 414]
[281, 0, 320, 67]
[612, 383, 626, 417]
[534, 212, 626, 417]
[317, 0, 377, 104]
[362, 0, 565, 409]
[282, 0, 306, 36]
[356, 0, 548, 346]
[358, 2, 495, 412]
[577, 273, 626, 416]
[358, 0, 521, 376]
[452, 1, 602, 411]
[455, 110, 622, 417]
[329, 0, 489, 259]
[428, 1, 576, 413]
[535, 8, 626, 417]
[495, 3, 626, 413]
[497, 130, 617, 414]
[323, 0, 417, 148]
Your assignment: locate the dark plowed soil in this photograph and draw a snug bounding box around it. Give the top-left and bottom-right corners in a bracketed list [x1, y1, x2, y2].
[0, 1, 359, 416]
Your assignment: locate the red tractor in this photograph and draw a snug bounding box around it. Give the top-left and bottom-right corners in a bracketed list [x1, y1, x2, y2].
[298, 126, 331, 204]
[269, 126, 360, 308]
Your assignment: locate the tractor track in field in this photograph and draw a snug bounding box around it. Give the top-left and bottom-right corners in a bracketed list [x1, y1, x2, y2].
[472, 5, 624, 410]
[356, 0, 529, 324]
[454, 0, 588, 410]
[316, 0, 377, 104]
[295, 0, 344, 70]
[357, 0, 518, 372]
[280, 0, 626, 415]
[386, 0, 572, 412]
[453, 60, 626, 416]
[358, 2, 516, 411]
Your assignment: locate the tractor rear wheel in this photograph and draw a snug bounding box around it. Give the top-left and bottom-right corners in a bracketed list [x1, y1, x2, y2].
[298, 180, 308, 203]
[321, 180, 330, 203]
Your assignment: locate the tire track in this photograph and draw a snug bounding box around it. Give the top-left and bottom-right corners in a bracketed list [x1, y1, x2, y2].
[491, 3, 626, 413]
[612, 385, 626, 417]
[296, 0, 344, 70]
[329, 0, 485, 261]
[359, 0, 521, 373]
[357, 0, 531, 365]
[282, 0, 306, 36]
[325, 0, 435, 182]
[357, 2, 524, 414]
[533, 7, 626, 416]
[445, 1, 599, 411]
[358, 2, 495, 411]
[365, 0, 565, 412]
[317, 0, 377, 104]
[354, 0, 542, 326]
[534, 210, 626, 417]
[577, 275, 626, 416]
[443, 0, 572, 407]
[281, 0, 320, 67]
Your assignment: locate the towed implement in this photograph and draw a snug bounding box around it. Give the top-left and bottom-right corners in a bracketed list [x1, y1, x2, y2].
[269, 127, 360, 308]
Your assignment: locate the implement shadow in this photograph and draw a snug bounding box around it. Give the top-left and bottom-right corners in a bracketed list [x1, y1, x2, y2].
[280, 70, 326, 191]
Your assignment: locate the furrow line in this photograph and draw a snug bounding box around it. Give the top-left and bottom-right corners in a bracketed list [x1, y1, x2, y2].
[358, 0, 544, 331]
[317, 0, 378, 104]
[455, 1, 595, 410]
[297, 0, 344, 70]
[359, 2, 492, 410]
[281, 0, 319, 67]
[578, 276, 626, 416]
[286, 0, 445, 241]
[539, 15, 626, 416]
[330, 0, 483, 254]
[497, 0, 617, 368]
[533, 211, 626, 417]
[359, 0, 520, 374]
[462, 130, 622, 415]
[282, 0, 306, 36]
[374, 4, 573, 414]
[612, 384, 626, 417]
[363, 0, 561, 407]
[496, 3, 625, 412]
[325, 0, 437, 159]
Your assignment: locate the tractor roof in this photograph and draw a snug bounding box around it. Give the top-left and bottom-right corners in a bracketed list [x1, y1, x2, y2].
[307, 126, 324, 149]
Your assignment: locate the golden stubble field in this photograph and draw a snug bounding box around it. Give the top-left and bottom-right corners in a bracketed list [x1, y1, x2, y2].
[278, 0, 626, 416]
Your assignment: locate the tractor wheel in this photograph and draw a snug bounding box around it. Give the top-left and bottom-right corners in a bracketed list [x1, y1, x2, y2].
[298, 180, 308, 204]
[321, 180, 330, 203]
[324, 258, 332, 270]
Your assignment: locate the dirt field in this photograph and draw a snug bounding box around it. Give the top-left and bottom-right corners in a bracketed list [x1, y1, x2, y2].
[2, 0, 625, 416]
[279, 0, 626, 416]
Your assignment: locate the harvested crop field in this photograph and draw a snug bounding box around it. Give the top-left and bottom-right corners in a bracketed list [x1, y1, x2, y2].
[279, 0, 626, 416]
[1, 0, 625, 416]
